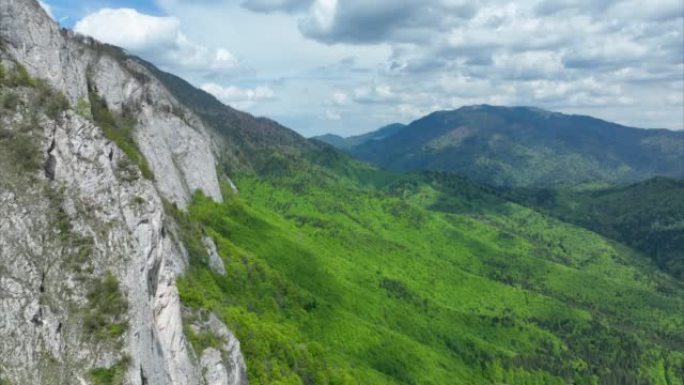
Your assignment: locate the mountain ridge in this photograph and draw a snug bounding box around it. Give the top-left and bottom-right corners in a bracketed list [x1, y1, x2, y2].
[320, 104, 684, 187]
[314, 123, 407, 150]
[1, 1, 683, 385]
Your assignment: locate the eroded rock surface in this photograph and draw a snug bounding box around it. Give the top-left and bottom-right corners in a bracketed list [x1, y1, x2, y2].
[0, 1, 246, 384]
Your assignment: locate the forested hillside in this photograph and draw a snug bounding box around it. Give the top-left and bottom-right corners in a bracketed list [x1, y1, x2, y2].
[503, 177, 684, 279]
[171, 155, 684, 385]
[321, 105, 684, 187]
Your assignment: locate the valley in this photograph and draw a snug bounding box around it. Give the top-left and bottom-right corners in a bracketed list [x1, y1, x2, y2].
[0, 1, 682, 385]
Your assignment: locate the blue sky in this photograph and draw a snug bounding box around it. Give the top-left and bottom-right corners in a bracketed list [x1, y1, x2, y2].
[40, 0, 684, 136]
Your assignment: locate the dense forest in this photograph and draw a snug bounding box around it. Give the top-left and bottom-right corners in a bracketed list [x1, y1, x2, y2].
[169, 150, 684, 385]
[502, 177, 684, 279]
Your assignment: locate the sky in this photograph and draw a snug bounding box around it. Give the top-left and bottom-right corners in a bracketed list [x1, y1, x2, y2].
[39, 0, 683, 137]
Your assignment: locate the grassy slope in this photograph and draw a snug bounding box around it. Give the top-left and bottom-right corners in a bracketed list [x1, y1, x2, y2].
[175, 163, 684, 385]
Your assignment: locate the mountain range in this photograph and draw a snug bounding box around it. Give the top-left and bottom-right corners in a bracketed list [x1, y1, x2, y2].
[0, 1, 683, 385]
[316, 105, 684, 187]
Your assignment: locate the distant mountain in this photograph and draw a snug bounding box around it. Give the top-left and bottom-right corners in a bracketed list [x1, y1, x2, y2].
[323, 105, 684, 187]
[314, 133, 351, 150]
[314, 123, 406, 150]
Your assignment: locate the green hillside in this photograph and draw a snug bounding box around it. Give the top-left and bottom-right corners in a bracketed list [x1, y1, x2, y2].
[1, 3, 682, 385]
[331, 105, 684, 187]
[503, 177, 684, 279]
[130, 55, 684, 385]
[172, 159, 684, 385]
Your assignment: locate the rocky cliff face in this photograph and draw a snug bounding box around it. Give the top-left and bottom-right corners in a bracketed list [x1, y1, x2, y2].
[0, 0, 246, 384]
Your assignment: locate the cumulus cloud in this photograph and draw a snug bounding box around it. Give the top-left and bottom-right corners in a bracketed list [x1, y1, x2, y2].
[299, 0, 681, 129]
[242, 0, 314, 13]
[352, 84, 402, 104]
[201, 83, 275, 110]
[609, 0, 683, 21]
[74, 8, 239, 78]
[75, 9, 179, 51]
[332, 91, 349, 106]
[141, 0, 683, 132]
[299, 0, 473, 44]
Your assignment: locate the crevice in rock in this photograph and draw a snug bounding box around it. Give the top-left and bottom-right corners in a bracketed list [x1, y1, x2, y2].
[147, 257, 161, 298]
[44, 135, 57, 180]
[31, 308, 43, 326]
[139, 365, 148, 385]
[44, 154, 56, 180]
[56, 322, 62, 334]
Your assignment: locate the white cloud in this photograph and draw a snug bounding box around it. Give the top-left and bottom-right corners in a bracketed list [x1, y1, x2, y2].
[74, 8, 239, 77]
[75, 9, 179, 51]
[609, 0, 683, 21]
[353, 84, 402, 104]
[332, 91, 349, 105]
[397, 103, 428, 120]
[144, 0, 684, 134]
[201, 83, 275, 110]
[492, 51, 565, 80]
[300, 0, 338, 36]
[243, 0, 314, 13]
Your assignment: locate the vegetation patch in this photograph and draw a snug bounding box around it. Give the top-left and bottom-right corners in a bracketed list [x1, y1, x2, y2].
[76, 97, 91, 117]
[88, 82, 153, 181]
[3, 63, 38, 88]
[0, 61, 72, 179]
[184, 323, 223, 354]
[163, 198, 209, 267]
[0, 110, 41, 174]
[88, 356, 130, 385]
[83, 272, 128, 343]
[34, 81, 69, 121]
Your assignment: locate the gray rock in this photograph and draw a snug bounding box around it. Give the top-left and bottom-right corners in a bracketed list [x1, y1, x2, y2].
[192, 313, 248, 385]
[203, 236, 226, 276]
[0, 1, 247, 384]
[201, 349, 230, 385]
[0, 0, 223, 208]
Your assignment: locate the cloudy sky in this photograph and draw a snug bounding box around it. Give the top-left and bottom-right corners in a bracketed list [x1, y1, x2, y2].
[40, 0, 683, 136]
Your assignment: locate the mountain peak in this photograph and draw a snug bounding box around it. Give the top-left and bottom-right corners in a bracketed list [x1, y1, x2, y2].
[329, 107, 684, 187]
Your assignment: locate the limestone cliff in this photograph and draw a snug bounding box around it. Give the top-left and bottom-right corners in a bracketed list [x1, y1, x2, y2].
[0, 0, 246, 384]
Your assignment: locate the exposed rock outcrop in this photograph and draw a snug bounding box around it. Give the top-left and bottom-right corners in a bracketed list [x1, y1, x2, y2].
[0, 0, 223, 208]
[203, 236, 226, 276]
[0, 1, 246, 384]
[191, 313, 247, 385]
